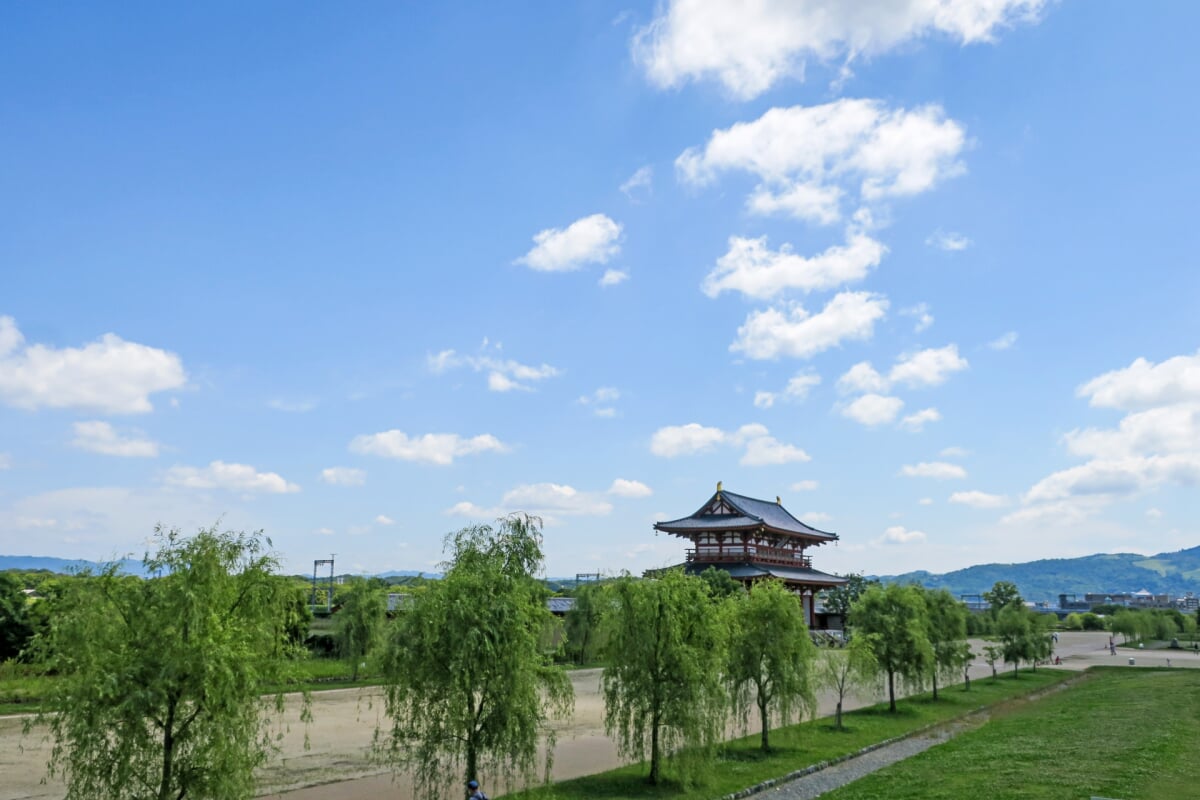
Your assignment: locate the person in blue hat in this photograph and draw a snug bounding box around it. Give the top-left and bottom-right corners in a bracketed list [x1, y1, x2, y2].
[467, 779, 488, 800]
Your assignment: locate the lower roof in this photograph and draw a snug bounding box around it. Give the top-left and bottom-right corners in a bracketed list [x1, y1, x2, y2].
[681, 560, 848, 587]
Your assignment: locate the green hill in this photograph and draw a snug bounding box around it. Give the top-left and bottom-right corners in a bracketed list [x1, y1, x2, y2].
[879, 545, 1200, 603]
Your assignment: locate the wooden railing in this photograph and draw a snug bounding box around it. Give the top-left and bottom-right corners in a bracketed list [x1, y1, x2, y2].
[686, 548, 812, 569]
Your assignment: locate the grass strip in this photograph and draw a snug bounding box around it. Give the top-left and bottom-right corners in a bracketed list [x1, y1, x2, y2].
[507, 669, 1071, 800]
[819, 667, 1200, 800]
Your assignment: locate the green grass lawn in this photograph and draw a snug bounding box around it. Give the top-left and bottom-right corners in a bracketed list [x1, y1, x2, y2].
[507, 669, 1071, 800]
[821, 667, 1200, 800]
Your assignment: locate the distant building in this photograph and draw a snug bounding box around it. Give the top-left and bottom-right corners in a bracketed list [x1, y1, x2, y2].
[652, 482, 847, 628]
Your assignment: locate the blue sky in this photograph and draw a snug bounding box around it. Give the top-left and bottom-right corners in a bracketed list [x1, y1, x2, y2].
[3, 1, 1199, 579]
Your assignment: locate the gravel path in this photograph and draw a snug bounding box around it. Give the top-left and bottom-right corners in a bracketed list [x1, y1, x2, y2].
[753, 716, 982, 800]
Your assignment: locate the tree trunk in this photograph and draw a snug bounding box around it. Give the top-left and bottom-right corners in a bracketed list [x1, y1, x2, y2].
[931, 669, 939, 701]
[835, 699, 843, 730]
[466, 734, 478, 789]
[649, 711, 661, 784]
[159, 699, 176, 800]
[887, 669, 896, 712]
[758, 692, 770, 751]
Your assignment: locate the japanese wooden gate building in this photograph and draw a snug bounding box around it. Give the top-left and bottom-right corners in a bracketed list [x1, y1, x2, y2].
[653, 483, 847, 628]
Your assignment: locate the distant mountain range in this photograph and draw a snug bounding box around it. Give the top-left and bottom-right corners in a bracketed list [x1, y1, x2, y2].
[7, 546, 1200, 604]
[877, 546, 1200, 603]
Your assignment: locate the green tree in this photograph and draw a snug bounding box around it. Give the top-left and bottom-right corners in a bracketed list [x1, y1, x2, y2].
[983, 581, 1023, 618]
[822, 573, 878, 630]
[1063, 612, 1084, 631]
[817, 636, 878, 730]
[982, 644, 1003, 679]
[278, 579, 313, 650]
[698, 565, 745, 599]
[601, 570, 727, 785]
[921, 588, 970, 700]
[0, 572, 34, 661]
[563, 581, 606, 665]
[726, 580, 818, 751]
[34, 525, 306, 800]
[849, 584, 932, 712]
[334, 577, 386, 680]
[377, 514, 573, 798]
[997, 604, 1034, 676]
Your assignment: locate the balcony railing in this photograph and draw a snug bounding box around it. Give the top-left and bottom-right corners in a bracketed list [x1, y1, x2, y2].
[686, 548, 812, 570]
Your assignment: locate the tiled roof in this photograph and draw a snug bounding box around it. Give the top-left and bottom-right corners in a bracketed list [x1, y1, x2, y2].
[655, 488, 837, 542]
[683, 561, 848, 586]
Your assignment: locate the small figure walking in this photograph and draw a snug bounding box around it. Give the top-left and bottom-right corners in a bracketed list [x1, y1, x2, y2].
[1110, 641, 1117, 656]
[467, 779, 488, 800]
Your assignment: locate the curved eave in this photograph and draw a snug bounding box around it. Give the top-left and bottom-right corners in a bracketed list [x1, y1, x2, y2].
[654, 520, 838, 544]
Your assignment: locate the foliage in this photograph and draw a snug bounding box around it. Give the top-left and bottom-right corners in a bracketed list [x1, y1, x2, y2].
[0, 572, 35, 661]
[996, 605, 1052, 675]
[333, 578, 387, 680]
[32, 525, 307, 800]
[726, 580, 818, 750]
[982, 644, 1003, 679]
[278, 579, 314, 649]
[563, 581, 607, 665]
[849, 583, 932, 712]
[377, 514, 573, 798]
[822, 573, 878, 628]
[816, 637, 879, 730]
[1063, 612, 1084, 631]
[920, 588, 970, 700]
[983, 581, 1023, 616]
[600, 569, 727, 785]
[697, 565, 745, 599]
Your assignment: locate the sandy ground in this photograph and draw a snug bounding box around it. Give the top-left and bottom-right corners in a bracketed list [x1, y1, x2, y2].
[2, 631, 1193, 800]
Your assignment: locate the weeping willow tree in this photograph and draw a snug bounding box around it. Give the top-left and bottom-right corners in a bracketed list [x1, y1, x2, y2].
[600, 569, 727, 785]
[377, 514, 573, 799]
[34, 525, 307, 800]
[726, 579, 818, 751]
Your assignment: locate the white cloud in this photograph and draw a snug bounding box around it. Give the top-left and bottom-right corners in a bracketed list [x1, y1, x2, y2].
[702, 233, 885, 299]
[758, 372, 821, 409]
[320, 467, 366, 486]
[516, 213, 623, 272]
[0, 316, 186, 414]
[428, 346, 559, 392]
[634, 0, 1046, 99]
[580, 386, 621, 417]
[608, 479, 653, 498]
[926, 230, 972, 251]
[350, 430, 509, 465]
[899, 461, 967, 479]
[879, 525, 927, 545]
[899, 407, 941, 432]
[599, 269, 630, 287]
[0, 453, 10, 470]
[1024, 455, 1200, 505]
[803, 511, 832, 524]
[901, 303, 934, 332]
[1077, 351, 1200, 411]
[988, 331, 1018, 351]
[949, 490, 1010, 508]
[1146, 508, 1163, 519]
[838, 361, 888, 394]
[1063, 404, 1200, 460]
[314, 527, 335, 536]
[677, 100, 967, 223]
[940, 446, 970, 458]
[792, 480, 819, 491]
[889, 345, 968, 388]
[741, 435, 810, 466]
[918, 497, 933, 505]
[620, 165, 653, 201]
[448, 483, 615, 520]
[165, 461, 300, 494]
[71, 421, 160, 458]
[375, 514, 395, 526]
[650, 422, 809, 465]
[731, 291, 888, 360]
[841, 393, 904, 426]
